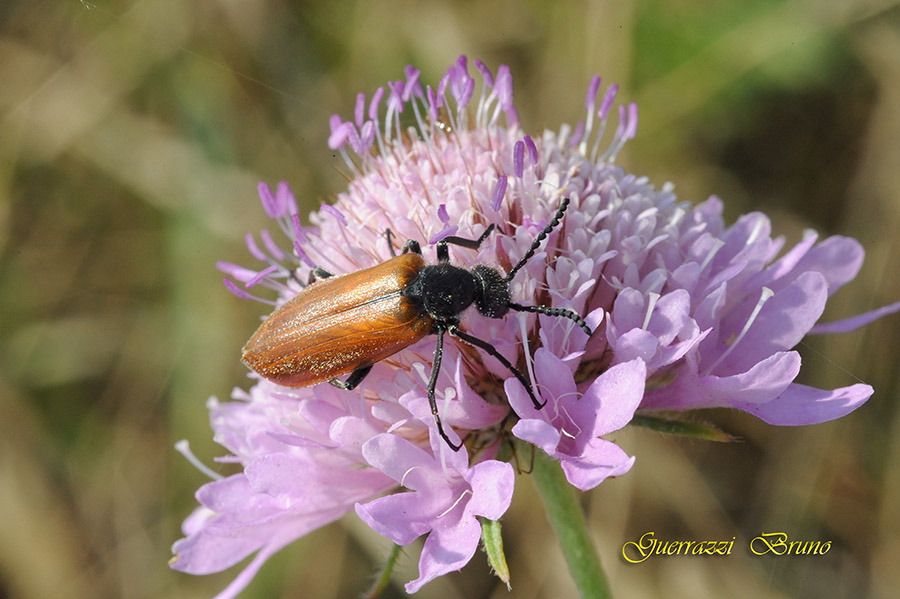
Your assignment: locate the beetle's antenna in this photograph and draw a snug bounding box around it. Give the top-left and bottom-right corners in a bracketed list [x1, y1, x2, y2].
[505, 197, 570, 282]
[508, 302, 592, 336]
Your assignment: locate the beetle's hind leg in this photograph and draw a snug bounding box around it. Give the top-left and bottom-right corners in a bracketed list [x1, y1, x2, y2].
[384, 229, 422, 258]
[307, 266, 334, 285]
[329, 364, 373, 390]
[449, 325, 546, 410]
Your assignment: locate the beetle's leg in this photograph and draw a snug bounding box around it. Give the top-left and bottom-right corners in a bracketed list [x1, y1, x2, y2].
[508, 302, 592, 336]
[307, 267, 334, 285]
[449, 325, 545, 410]
[427, 327, 463, 451]
[436, 224, 497, 262]
[329, 364, 373, 391]
[385, 229, 397, 258]
[441, 224, 497, 250]
[385, 229, 423, 257]
[401, 239, 422, 255]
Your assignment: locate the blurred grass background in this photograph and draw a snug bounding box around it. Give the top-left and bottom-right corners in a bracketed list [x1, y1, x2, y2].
[2, 0, 900, 597]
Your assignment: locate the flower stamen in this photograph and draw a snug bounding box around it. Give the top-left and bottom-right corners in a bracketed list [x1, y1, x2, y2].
[175, 440, 223, 481]
[438, 489, 473, 518]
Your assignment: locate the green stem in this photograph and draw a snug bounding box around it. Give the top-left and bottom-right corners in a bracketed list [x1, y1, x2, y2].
[363, 543, 401, 599]
[530, 448, 611, 599]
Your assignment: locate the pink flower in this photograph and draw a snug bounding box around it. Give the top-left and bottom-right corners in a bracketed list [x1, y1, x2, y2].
[356, 430, 514, 593]
[507, 352, 645, 491]
[173, 55, 899, 596]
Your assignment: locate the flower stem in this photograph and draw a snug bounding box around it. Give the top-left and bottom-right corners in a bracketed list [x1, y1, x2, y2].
[531, 449, 611, 599]
[363, 543, 401, 599]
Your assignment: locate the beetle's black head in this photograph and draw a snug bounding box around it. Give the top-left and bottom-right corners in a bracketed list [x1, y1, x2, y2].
[405, 263, 479, 322]
[472, 265, 510, 319]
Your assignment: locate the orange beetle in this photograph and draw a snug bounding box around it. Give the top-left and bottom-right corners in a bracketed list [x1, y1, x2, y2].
[242, 198, 591, 450]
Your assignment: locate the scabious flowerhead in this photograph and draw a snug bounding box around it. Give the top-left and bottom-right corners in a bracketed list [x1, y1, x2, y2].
[172, 55, 898, 597]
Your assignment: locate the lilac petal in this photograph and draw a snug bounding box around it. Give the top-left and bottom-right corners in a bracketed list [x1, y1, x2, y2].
[650, 290, 691, 344]
[244, 453, 391, 505]
[328, 416, 382, 452]
[587, 358, 647, 436]
[450, 359, 509, 427]
[429, 225, 459, 244]
[560, 438, 635, 491]
[210, 542, 288, 599]
[171, 475, 347, 575]
[405, 512, 482, 593]
[368, 86, 385, 120]
[355, 492, 436, 546]
[504, 373, 544, 420]
[746, 230, 818, 290]
[790, 236, 864, 294]
[613, 328, 659, 363]
[195, 473, 269, 514]
[650, 328, 710, 370]
[361, 433, 435, 488]
[718, 271, 827, 374]
[298, 399, 346, 438]
[510, 417, 561, 454]
[703, 351, 801, 406]
[534, 347, 578, 399]
[464, 460, 514, 520]
[641, 350, 801, 412]
[610, 287, 644, 330]
[810, 299, 900, 334]
[735, 382, 873, 425]
[171, 511, 290, 575]
[354, 92, 365, 127]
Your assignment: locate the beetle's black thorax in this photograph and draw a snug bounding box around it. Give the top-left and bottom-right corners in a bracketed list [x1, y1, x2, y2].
[403, 262, 511, 323]
[404, 263, 477, 322]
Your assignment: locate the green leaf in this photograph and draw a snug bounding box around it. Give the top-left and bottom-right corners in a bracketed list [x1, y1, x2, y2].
[480, 517, 511, 588]
[630, 413, 739, 442]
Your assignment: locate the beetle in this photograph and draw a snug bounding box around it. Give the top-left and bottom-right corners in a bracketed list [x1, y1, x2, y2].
[242, 197, 591, 450]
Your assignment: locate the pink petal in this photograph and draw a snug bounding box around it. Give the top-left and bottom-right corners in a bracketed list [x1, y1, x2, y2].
[735, 382, 873, 425]
[810, 300, 900, 334]
[560, 438, 635, 491]
[355, 493, 435, 545]
[719, 271, 827, 374]
[587, 358, 647, 435]
[464, 460, 514, 521]
[405, 511, 482, 593]
[511, 418, 561, 453]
